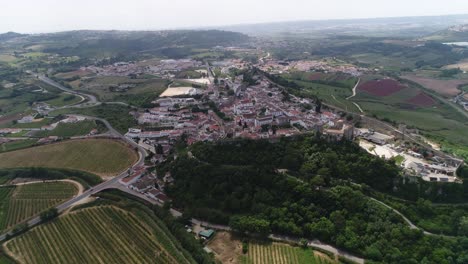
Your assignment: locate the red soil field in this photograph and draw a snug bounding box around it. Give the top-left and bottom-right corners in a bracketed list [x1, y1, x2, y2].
[358, 79, 406, 96]
[308, 72, 325, 81]
[332, 74, 349, 81]
[407, 92, 436, 107]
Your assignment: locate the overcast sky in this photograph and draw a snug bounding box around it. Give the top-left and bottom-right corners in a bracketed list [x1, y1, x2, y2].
[3, 0, 468, 33]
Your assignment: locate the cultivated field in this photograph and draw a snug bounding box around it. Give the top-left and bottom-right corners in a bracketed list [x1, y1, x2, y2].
[407, 92, 436, 107]
[0, 140, 38, 153]
[358, 79, 406, 97]
[207, 232, 337, 264]
[0, 181, 78, 232]
[402, 75, 466, 97]
[241, 242, 336, 264]
[4, 206, 195, 264]
[0, 139, 137, 177]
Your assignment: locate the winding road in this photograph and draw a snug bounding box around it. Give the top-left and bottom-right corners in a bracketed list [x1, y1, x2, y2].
[0, 76, 147, 241]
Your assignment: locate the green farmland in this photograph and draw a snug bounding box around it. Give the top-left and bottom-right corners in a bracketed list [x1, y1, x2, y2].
[0, 140, 38, 153]
[280, 73, 468, 159]
[0, 139, 137, 177]
[0, 181, 77, 232]
[4, 206, 196, 264]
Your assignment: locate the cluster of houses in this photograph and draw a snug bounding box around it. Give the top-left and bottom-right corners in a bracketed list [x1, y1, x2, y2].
[126, 170, 171, 204]
[211, 78, 350, 140]
[84, 59, 203, 78]
[258, 59, 367, 76]
[124, 72, 355, 162]
[125, 97, 225, 161]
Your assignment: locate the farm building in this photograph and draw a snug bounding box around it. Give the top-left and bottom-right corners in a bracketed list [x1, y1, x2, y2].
[362, 131, 394, 145]
[129, 177, 154, 193]
[199, 229, 215, 240]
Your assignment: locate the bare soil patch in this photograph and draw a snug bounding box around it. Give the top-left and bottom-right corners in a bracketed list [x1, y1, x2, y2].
[207, 231, 243, 264]
[402, 75, 466, 97]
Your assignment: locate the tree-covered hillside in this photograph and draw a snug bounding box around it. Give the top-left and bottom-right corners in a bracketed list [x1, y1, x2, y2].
[161, 136, 468, 263]
[26, 30, 249, 59]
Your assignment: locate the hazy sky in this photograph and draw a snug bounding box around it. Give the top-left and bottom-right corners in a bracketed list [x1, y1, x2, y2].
[3, 0, 468, 33]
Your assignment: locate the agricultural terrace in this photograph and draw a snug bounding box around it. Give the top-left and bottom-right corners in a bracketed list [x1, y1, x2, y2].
[241, 242, 337, 264]
[0, 139, 137, 177]
[4, 206, 196, 264]
[0, 181, 78, 232]
[358, 79, 406, 96]
[402, 75, 467, 98]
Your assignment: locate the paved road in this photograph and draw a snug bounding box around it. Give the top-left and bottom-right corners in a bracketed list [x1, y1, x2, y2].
[0, 166, 134, 241]
[6, 68, 449, 261]
[32, 72, 136, 109]
[32, 74, 99, 106]
[369, 198, 455, 237]
[270, 234, 365, 264]
[105, 184, 365, 263]
[0, 113, 147, 242]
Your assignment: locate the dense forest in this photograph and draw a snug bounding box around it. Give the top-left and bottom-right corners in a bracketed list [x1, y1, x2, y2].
[162, 136, 468, 263]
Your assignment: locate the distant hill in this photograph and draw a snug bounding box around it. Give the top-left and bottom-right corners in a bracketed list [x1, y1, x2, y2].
[424, 24, 468, 42]
[0, 31, 27, 41]
[216, 14, 468, 38]
[22, 30, 250, 59]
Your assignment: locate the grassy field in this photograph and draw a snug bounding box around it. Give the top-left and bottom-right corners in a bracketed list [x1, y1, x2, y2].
[0, 181, 77, 232]
[34, 120, 106, 138]
[0, 139, 137, 177]
[0, 254, 14, 264]
[0, 54, 18, 63]
[44, 94, 82, 107]
[4, 206, 195, 264]
[241, 242, 337, 264]
[355, 98, 468, 146]
[282, 73, 359, 112]
[0, 140, 38, 153]
[0, 118, 53, 129]
[293, 79, 359, 112]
